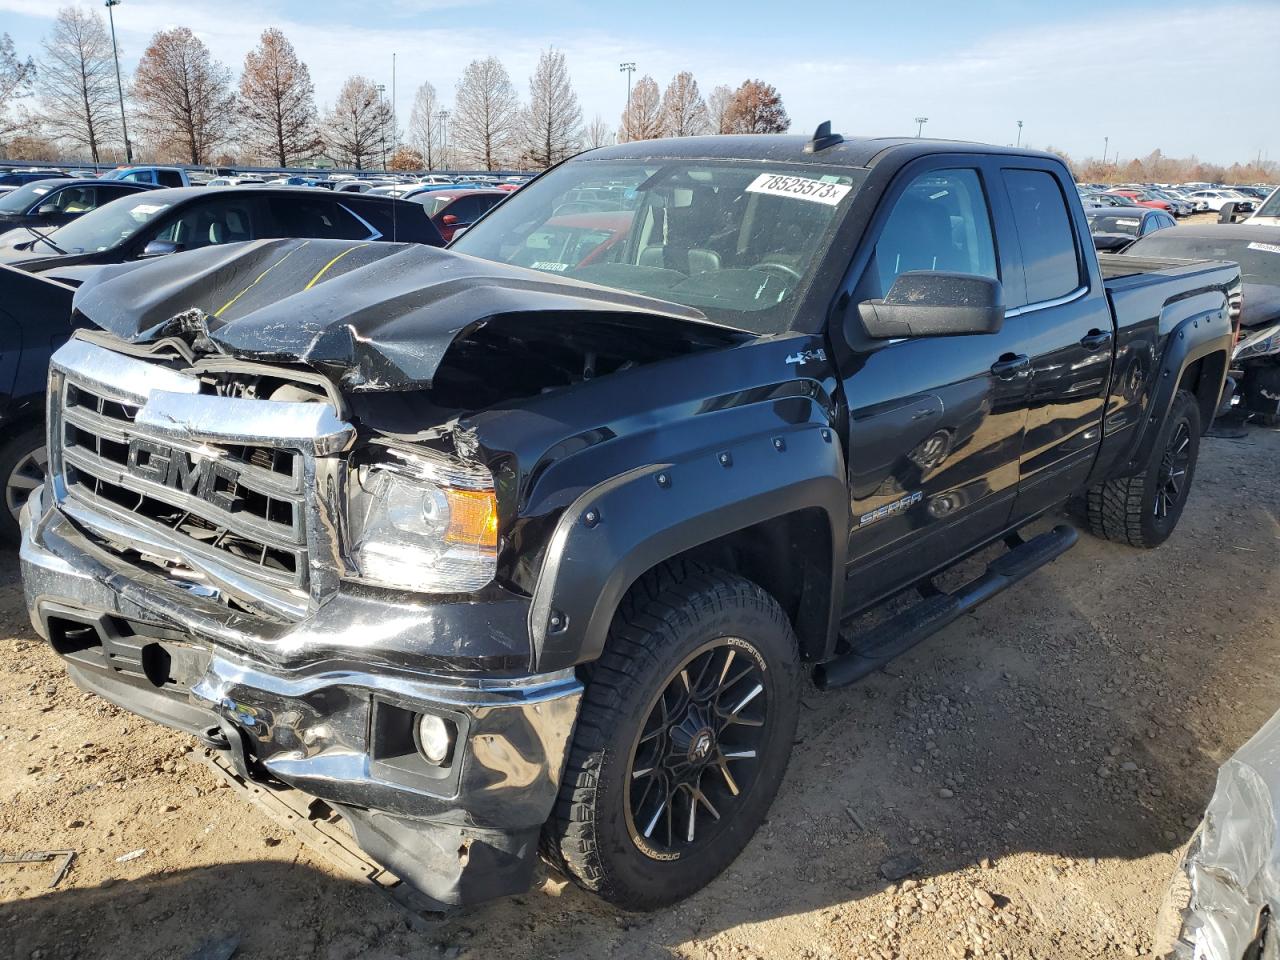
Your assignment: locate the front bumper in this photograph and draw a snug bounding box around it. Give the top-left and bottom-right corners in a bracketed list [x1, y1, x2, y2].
[19, 488, 582, 907]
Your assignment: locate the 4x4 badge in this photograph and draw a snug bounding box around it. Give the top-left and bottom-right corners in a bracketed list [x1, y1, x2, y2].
[785, 348, 827, 365]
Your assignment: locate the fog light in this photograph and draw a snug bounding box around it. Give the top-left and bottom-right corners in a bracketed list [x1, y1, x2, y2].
[417, 713, 455, 766]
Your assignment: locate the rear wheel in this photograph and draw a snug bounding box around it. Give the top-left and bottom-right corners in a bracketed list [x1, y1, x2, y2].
[1085, 389, 1201, 548]
[545, 561, 801, 910]
[0, 426, 46, 545]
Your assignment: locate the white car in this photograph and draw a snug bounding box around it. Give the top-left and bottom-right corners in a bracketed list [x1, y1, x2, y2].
[1188, 189, 1256, 213]
[206, 176, 265, 187]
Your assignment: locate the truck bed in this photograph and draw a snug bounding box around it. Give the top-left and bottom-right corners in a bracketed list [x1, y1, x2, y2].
[1097, 252, 1233, 286]
[1099, 253, 1240, 333]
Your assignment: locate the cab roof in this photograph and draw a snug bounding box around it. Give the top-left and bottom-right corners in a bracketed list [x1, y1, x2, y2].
[580, 134, 1064, 171]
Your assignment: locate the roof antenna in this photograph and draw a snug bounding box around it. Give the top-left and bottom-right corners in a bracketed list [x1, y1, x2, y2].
[805, 120, 844, 153]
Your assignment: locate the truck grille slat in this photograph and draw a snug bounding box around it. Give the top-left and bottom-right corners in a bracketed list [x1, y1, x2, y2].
[57, 377, 310, 590]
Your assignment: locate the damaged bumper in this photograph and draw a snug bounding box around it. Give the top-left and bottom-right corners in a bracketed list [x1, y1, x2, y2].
[20, 487, 582, 907]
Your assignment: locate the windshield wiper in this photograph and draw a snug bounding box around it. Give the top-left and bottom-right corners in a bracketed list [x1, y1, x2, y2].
[23, 225, 65, 254]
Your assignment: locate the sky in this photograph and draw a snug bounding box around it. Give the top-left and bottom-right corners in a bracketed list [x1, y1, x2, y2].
[2, 0, 1278, 166]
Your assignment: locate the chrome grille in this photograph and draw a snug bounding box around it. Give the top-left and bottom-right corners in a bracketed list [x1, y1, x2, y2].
[59, 379, 309, 588]
[46, 338, 356, 618]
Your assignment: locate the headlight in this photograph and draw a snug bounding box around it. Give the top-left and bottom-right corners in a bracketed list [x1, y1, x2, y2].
[348, 446, 498, 593]
[1234, 323, 1280, 361]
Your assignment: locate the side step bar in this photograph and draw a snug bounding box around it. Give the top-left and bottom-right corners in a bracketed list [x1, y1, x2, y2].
[814, 524, 1078, 690]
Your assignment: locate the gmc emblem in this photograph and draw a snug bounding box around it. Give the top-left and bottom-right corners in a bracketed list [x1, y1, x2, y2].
[126, 438, 238, 511]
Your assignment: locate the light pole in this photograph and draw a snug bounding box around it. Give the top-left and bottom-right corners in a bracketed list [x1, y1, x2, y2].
[1103, 136, 1109, 165]
[436, 110, 449, 171]
[619, 62, 636, 140]
[104, 0, 132, 163]
[375, 83, 387, 170]
[1016, 120, 1023, 148]
[391, 53, 397, 161]
[914, 116, 928, 137]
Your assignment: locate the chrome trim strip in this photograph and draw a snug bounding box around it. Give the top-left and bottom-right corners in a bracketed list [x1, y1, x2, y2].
[59, 497, 311, 620]
[1004, 285, 1089, 319]
[50, 338, 199, 404]
[136, 391, 354, 456]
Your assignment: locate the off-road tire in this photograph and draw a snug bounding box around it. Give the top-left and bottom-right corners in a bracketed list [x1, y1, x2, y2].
[544, 560, 802, 910]
[1085, 389, 1201, 548]
[0, 426, 45, 546]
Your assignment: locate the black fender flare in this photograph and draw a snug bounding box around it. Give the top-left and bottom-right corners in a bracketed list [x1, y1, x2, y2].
[1117, 306, 1232, 476]
[527, 422, 848, 672]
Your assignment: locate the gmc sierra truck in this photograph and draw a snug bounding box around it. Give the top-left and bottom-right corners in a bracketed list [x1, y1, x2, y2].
[18, 128, 1239, 911]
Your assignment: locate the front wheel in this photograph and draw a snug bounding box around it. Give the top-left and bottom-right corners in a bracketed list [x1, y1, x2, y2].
[1085, 389, 1201, 548]
[545, 562, 801, 910]
[0, 426, 46, 545]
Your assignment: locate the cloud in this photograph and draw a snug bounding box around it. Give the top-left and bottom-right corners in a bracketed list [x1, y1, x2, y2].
[5, 0, 1277, 163]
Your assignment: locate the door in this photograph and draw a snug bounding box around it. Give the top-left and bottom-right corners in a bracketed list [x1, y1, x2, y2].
[134, 196, 264, 257]
[998, 166, 1114, 518]
[838, 163, 1034, 608]
[39, 185, 97, 225]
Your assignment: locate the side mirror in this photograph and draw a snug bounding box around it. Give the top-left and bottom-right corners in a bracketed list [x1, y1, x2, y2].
[440, 214, 459, 225]
[36, 203, 59, 216]
[141, 239, 180, 257]
[856, 271, 1004, 339]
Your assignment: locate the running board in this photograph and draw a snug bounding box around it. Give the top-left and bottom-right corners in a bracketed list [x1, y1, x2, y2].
[814, 524, 1078, 690]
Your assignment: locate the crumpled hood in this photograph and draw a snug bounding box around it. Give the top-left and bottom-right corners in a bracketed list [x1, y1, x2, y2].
[1241, 282, 1280, 329]
[70, 237, 715, 391]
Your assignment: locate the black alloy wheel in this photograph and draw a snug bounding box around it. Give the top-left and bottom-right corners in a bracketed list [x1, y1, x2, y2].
[626, 638, 769, 859]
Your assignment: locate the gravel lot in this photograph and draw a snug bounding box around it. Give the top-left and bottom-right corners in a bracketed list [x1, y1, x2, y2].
[2, 422, 1277, 960]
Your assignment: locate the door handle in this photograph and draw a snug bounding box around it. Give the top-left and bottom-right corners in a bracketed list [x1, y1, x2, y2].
[1080, 329, 1113, 351]
[990, 353, 1031, 379]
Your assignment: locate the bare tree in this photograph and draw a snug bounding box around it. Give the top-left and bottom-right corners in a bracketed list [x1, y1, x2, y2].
[584, 114, 613, 149]
[37, 8, 120, 162]
[522, 47, 581, 168]
[323, 75, 392, 170]
[0, 33, 36, 140]
[238, 28, 321, 166]
[619, 75, 661, 142]
[659, 71, 709, 138]
[726, 79, 789, 134]
[452, 57, 519, 170]
[132, 27, 235, 164]
[407, 81, 440, 169]
[707, 84, 734, 135]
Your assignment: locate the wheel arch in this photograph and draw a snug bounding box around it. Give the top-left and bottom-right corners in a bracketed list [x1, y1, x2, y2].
[527, 423, 848, 673]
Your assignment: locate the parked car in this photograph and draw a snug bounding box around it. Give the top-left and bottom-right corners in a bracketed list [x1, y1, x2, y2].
[1122, 223, 1280, 423]
[0, 178, 156, 231]
[101, 166, 197, 188]
[207, 176, 266, 187]
[1088, 192, 1143, 209]
[0, 169, 71, 189]
[406, 187, 507, 241]
[333, 179, 395, 193]
[1104, 189, 1175, 213]
[15, 129, 1238, 913]
[1084, 205, 1176, 251]
[0, 187, 444, 539]
[0, 186, 442, 272]
[1188, 189, 1257, 213]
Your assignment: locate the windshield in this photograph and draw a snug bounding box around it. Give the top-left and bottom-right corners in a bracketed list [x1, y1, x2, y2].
[1126, 234, 1280, 285]
[0, 180, 60, 214]
[1256, 188, 1280, 219]
[44, 193, 174, 253]
[1087, 213, 1142, 237]
[451, 158, 865, 334]
[415, 194, 455, 216]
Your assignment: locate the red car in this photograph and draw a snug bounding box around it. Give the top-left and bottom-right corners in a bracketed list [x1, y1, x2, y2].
[1104, 189, 1174, 213]
[407, 188, 506, 242]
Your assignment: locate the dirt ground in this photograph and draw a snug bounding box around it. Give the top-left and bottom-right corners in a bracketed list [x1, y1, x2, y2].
[2, 422, 1278, 960]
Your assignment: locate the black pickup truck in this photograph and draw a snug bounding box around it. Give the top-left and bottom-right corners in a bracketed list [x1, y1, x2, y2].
[17, 128, 1238, 911]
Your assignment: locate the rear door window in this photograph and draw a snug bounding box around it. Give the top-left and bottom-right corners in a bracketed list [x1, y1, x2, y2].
[1001, 169, 1082, 304]
[156, 169, 184, 188]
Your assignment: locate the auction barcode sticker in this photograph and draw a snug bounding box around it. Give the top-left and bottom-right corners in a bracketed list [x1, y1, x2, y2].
[746, 173, 852, 206]
[1248, 241, 1280, 255]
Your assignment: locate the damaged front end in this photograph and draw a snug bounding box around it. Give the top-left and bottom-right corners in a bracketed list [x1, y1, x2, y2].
[1154, 709, 1280, 959]
[19, 240, 740, 906]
